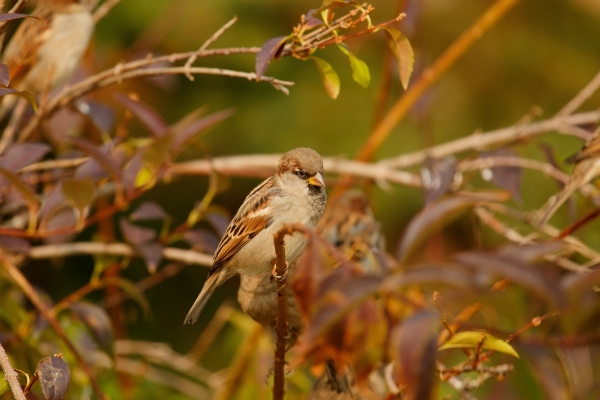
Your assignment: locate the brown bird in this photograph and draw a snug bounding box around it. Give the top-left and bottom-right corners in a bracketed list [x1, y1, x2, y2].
[1, 0, 95, 114]
[539, 128, 600, 225]
[185, 147, 327, 325]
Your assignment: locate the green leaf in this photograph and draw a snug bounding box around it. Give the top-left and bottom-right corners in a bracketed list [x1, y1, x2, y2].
[439, 331, 519, 358]
[310, 57, 340, 99]
[337, 45, 370, 88]
[0, 374, 9, 396]
[384, 28, 414, 90]
[61, 177, 95, 211]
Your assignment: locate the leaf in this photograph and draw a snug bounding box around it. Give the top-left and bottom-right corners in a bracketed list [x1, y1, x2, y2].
[311, 57, 340, 99]
[205, 211, 230, 236]
[119, 218, 155, 246]
[76, 100, 115, 134]
[337, 45, 370, 88]
[182, 229, 219, 253]
[70, 302, 114, 353]
[137, 242, 164, 273]
[481, 148, 523, 203]
[0, 235, 30, 253]
[421, 156, 457, 204]
[61, 177, 95, 211]
[0, 64, 9, 87]
[522, 345, 570, 400]
[0, 87, 37, 111]
[0, 166, 39, 233]
[131, 201, 169, 221]
[170, 108, 235, 153]
[439, 331, 519, 358]
[397, 191, 511, 263]
[69, 138, 121, 181]
[384, 28, 414, 90]
[255, 36, 289, 78]
[0, 13, 37, 24]
[38, 184, 67, 228]
[391, 311, 439, 400]
[36, 355, 70, 400]
[114, 93, 168, 137]
[143, 134, 173, 170]
[0, 142, 51, 171]
[106, 277, 151, 317]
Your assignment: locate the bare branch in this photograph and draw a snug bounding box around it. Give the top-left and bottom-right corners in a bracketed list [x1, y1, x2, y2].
[0, 343, 26, 400]
[27, 242, 213, 267]
[381, 111, 600, 169]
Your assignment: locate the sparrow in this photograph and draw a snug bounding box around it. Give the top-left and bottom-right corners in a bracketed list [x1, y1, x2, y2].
[539, 128, 600, 225]
[1, 0, 95, 114]
[185, 147, 327, 325]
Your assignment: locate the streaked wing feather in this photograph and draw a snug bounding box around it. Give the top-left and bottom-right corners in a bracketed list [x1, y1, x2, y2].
[210, 177, 276, 274]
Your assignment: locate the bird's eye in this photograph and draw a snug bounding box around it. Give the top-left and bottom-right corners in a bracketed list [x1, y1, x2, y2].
[294, 169, 308, 179]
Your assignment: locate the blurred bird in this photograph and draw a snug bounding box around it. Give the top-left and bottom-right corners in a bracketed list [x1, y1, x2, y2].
[539, 128, 600, 225]
[185, 147, 326, 325]
[1, 0, 95, 115]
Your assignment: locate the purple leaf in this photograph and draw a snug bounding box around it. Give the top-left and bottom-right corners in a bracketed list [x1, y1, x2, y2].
[0, 87, 37, 110]
[170, 108, 235, 153]
[36, 355, 70, 400]
[70, 138, 121, 181]
[303, 16, 324, 29]
[0, 142, 51, 171]
[421, 156, 456, 204]
[255, 36, 288, 78]
[391, 311, 439, 400]
[0, 235, 30, 253]
[522, 345, 570, 400]
[481, 148, 523, 203]
[70, 302, 114, 353]
[122, 150, 144, 191]
[137, 242, 164, 273]
[76, 100, 115, 133]
[114, 93, 168, 137]
[206, 212, 230, 236]
[39, 184, 67, 228]
[0, 64, 9, 87]
[0, 13, 37, 24]
[119, 218, 156, 246]
[182, 229, 219, 253]
[131, 201, 169, 221]
[43, 209, 77, 245]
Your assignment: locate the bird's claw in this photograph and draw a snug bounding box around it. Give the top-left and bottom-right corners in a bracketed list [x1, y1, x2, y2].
[270, 262, 289, 289]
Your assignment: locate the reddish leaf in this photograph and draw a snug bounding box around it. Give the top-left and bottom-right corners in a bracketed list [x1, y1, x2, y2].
[255, 36, 289, 78]
[43, 209, 77, 245]
[391, 311, 439, 400]
[170, 108, 235, 153]
[76, 100, 115, 133]
[69, 138, 121, 181]
[0, 235, 30, 253]
[70, 302, 114, 353]
[0, 87, 37, 110]
[481, 148, 523, 203]
[381, 267, 475, 293]
[182, 229, 219, 253]
[36, 355, 70, 400]
[0, 64, 9, 87]
[397, 191, 511, 263]
[119, 218, 155, 245]
[114, 93, 168, 137]
[456, 250, 564, 307]
[122, 150, 144, 190]
[303, 16, 324, 29]
[496, 242, 565, 265]
[137, 242, 164, 273]
[131, 201, 169, 221]
[0, 13, 36, 24]
[523, 345, 570, 400]
[421, 156, 456, 204]
[205, 211, 230, 236]
[0, 142, 51, 171]
[38, 184, 67, 227]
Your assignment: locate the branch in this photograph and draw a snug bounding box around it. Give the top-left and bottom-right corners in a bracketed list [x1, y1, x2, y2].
[27, 242, 213, 267]
[356, 0, 521, 162]
[380, 111, 600, 169]
[0, 344, 26, 400]
[557, 69, 600, 117]
[0, 252, 107, 399]
[93, 0, 122, 23]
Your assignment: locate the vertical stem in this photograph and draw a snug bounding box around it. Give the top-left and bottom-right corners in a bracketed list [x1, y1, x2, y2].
[272, 228, 290, 400]
[0, 343, 26, 400]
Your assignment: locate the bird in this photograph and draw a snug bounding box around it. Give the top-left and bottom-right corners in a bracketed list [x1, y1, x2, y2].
[538, 128, 600, 226]
[1, 0, 95, 115]
[184, 147, 327, 325]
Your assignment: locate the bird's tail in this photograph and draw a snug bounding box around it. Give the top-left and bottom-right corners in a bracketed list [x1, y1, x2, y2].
[184, 267, 233, 325]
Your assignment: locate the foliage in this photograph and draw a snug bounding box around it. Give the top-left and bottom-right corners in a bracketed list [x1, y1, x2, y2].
[0, 0, 599, 399]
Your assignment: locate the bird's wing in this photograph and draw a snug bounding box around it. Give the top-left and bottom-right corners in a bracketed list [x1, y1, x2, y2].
[209, 176, 277, 274]
[3, 8, 52, 87]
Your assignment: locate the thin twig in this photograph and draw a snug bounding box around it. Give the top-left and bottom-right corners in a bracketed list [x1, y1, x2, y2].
[19, 157, 89, 173]
[92, 0, 122, 23]
[381, 111, 600, 169]
[557, 69, 600, 117]
[0, 252, 106, 399]
[356, 0, 521, 162]
[184, 16, 238, 80]
[0, 343, 26, 400]
[27, 242, 213, 267]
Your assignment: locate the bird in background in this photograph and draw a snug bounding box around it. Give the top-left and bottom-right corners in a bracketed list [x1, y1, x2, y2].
[539, 127, 600, 226]
[1, 0, 95, 116]
[185, 147, 327, 325]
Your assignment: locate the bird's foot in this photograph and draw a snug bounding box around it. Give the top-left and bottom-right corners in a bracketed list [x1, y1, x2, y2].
[270, 262, 289, 290]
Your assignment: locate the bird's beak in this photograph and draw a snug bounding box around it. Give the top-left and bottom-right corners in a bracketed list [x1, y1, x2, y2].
[308, 172, 325, 188]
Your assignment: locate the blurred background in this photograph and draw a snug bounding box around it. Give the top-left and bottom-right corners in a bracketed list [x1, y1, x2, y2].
[6, 0, 600, 398]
